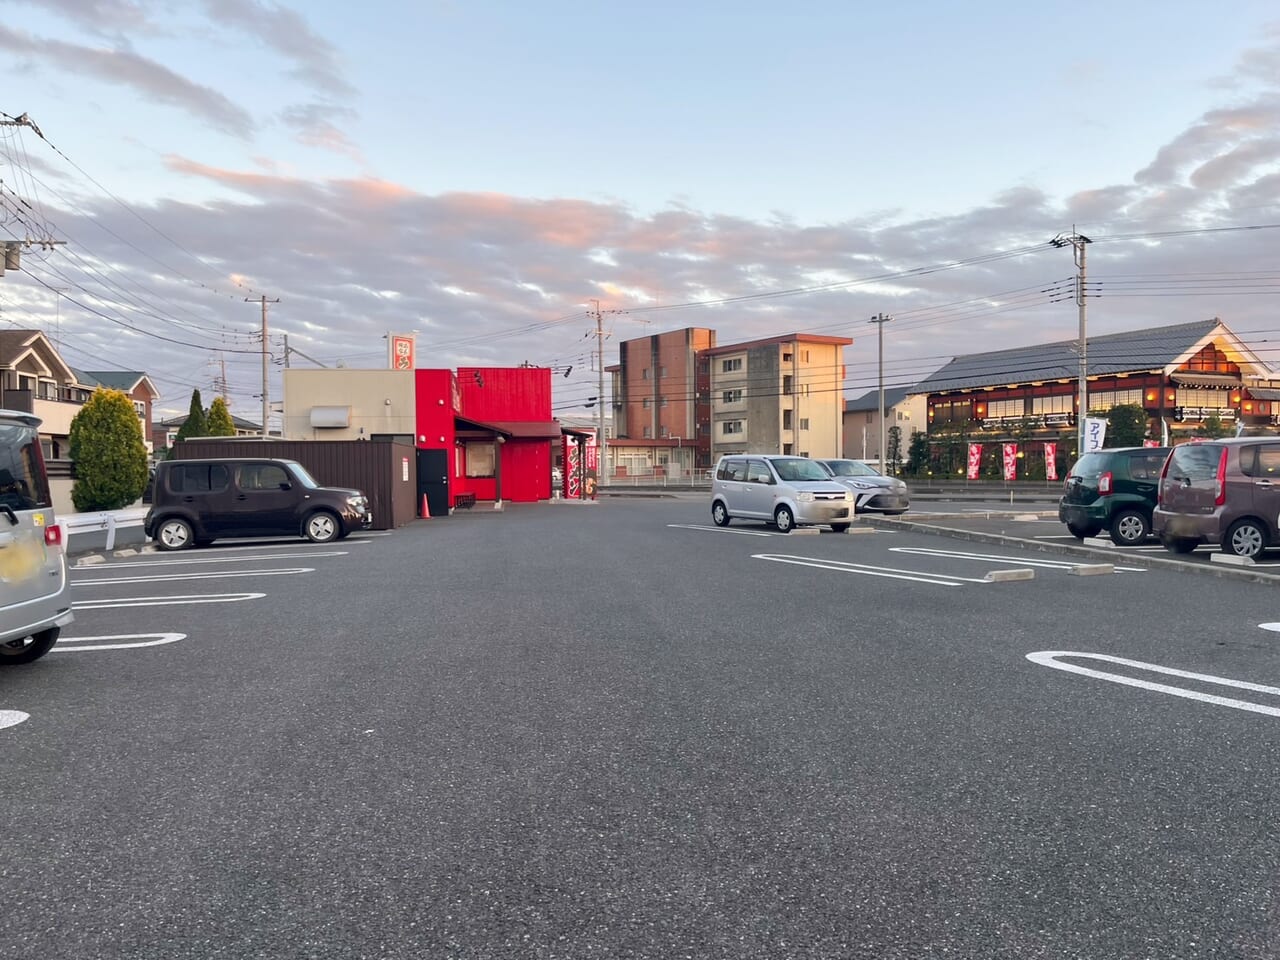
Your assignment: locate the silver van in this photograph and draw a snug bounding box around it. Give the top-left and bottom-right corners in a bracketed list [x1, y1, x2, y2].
[710, 454, 854, 532]
[0, 410, 72, 664]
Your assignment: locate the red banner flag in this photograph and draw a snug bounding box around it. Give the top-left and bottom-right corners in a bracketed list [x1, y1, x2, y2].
[966, 443, 982, 480]
[1002, 443, 1018, 481]
[1044, 442, 1058, 481]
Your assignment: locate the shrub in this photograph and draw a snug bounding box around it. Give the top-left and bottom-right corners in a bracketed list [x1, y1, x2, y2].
[68, 388, 149, 511]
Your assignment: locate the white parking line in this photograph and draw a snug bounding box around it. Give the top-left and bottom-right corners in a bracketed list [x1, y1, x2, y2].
[73, 551, 347, 571]
[54, 632, 187, 652]
[1260, 623, 1280, 633]
[890, 546, 1145, 573]
[753, 553, 986, 586]
[1027, 651, 1280, 718]
[74, 567, 314, 586]
[669, 523, 782, 537]
[0, 710, 29, 730]
[74, 592, 266, 610]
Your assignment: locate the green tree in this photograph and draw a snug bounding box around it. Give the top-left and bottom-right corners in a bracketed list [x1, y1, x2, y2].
[906, 430, 929, 476]
[1198, 412, 1232, 439]
[206, 396, 236, 436]
[175, 388, 207, 442]
[1105, 403, 1148, 447]
[886, 425, 903, 476]
[68, 388, 149, 511]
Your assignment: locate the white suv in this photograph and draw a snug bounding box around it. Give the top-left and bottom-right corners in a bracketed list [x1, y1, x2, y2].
[0, 410, 72, 664]
[710, 455, 854, 533]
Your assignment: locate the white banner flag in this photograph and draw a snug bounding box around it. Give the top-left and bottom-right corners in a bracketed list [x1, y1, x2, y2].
[1084, 417, 1108, 452]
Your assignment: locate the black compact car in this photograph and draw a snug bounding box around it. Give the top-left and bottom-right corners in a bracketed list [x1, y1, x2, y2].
[144, 458, 371, 550]
[1058, 446, 1170, 545]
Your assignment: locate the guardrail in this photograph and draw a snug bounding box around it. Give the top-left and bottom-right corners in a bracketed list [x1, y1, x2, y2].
[61, 508, 148, 551]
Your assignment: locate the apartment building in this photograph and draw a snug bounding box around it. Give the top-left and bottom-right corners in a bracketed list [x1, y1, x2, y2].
[705, 334, 851, 461]
[609, 328, 851, 474]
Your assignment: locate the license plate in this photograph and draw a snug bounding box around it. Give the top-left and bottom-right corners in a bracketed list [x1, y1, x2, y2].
[0, 538, 46, 583]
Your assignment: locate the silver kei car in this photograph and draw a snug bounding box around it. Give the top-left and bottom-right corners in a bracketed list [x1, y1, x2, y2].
[817, 459, 911, 515]
[710, 455, 854, 533]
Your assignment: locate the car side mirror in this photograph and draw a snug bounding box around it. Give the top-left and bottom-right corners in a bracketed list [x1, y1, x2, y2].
[279, 482, 292, 491]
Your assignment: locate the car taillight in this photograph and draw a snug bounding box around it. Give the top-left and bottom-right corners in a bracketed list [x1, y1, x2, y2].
[1215, 447, 1229, 506]
[1158, 453, 1172, 507]
[44, 524, 62, 549]
[1098, 471, 1112, 495]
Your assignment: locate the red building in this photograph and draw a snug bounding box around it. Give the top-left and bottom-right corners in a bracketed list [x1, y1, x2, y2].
[414, 366, 562, 512]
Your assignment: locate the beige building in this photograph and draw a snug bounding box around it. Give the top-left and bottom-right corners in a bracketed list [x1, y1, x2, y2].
[282, 369, 417, 442]
[705, 334, 851, 461]
[841, 387, 927, 464]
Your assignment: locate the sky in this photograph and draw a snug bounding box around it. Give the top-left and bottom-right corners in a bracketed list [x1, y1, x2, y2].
[0, 0, 1278, 422]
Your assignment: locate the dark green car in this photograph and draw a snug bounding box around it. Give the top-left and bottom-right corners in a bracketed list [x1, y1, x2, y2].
[1058, 446, 1171, 545]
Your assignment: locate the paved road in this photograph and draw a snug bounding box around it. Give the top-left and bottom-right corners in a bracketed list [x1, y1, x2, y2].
[4, 500, 1279, 959]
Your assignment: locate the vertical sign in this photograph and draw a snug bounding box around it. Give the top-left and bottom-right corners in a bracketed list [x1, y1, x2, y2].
[1002, 443, 1018, 481]
[565, 439, 581, 499]
[388, 334, 415, 371]
[1043, 442, 1058, 481]
[402, 457, 410, 482]
[966, 443, 983, 480]
[1084, 417, 1107, 452]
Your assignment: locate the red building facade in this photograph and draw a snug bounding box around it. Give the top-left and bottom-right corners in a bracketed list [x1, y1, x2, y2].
[414, 366, 561, 509]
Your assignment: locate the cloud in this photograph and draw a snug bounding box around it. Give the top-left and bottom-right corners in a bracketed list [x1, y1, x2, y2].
[200, 0, 354, 99]
[6, 0, 155, 38]
[0, 25, 255, 137]
[278, 104, 363, 159]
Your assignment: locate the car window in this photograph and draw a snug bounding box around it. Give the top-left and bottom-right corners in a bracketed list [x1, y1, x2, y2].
[769, 458, 829, 482]
[1067, 453, 1107, 479]
[0, 420, 50, 510]
[1168, 444, 1223, 481]
[168, 463, 231, 494]
[1130, 454, 1167, 480]
[746, 460, 772, 484]
[240, 463, 290, 490]
[824, 459, 878, 478]
[1246, 444, 1280, 478]
[284, 461, 319, 488]
[720, 459, 747, 482]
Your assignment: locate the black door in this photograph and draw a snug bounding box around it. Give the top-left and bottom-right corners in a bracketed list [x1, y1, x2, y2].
[417, 448, 449, 517]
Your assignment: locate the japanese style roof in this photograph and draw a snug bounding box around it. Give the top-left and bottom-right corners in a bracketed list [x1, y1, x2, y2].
[915, 319, 1228, 393]
[844, 386, 912, 413]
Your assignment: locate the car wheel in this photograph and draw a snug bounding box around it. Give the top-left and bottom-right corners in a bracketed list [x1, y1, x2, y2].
[1161, 535, 1199, 554]
[0, 627, 60, 665]
[830, 523, 850, 533]
[156, 517, 194, 551]
[1225, 519, 1266, 559]
[1066, 521, 1102, 540]
[1109, 509, 1150, 546]
[883, 509, 909, 516]
[304, 511, 340, 543]
[773, 505, 795, 533]
[711, 501, 731, 527]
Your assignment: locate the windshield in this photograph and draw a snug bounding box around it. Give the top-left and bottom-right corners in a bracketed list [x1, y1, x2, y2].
[768, 458, 831, 482]
[285, 460, 320, 488]
[0, 421, 52, 510]
[823, 459, 880, 478]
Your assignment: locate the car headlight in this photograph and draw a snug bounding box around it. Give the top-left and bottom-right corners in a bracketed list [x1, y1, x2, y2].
[796, 491, 815, 502]
[843, 491, 854, 501]
[850, 481, 876, 490]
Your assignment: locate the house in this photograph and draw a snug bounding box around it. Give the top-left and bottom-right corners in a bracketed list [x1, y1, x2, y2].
[842, 387, 927, 462]
[915, 318, 1280, 451]
[153, 410, 265, 451]
[0, 329, 154, 458]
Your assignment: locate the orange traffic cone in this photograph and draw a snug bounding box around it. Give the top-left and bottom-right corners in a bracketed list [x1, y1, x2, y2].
[422, 494, 431, 519]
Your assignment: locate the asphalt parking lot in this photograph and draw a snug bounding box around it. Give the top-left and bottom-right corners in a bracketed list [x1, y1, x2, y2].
[5, 499, 1280, 959]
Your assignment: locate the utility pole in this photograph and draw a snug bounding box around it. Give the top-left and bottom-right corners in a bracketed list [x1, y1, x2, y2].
[1052, 231, 1092, 455]
[590, 299, 606, 486]
[869, 313, 892, 472]
[247, 295, 279, 437]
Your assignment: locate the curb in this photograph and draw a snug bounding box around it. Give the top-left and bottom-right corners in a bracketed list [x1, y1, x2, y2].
[859, 516, 1280, 586]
